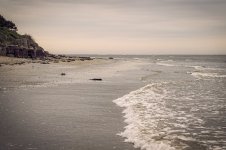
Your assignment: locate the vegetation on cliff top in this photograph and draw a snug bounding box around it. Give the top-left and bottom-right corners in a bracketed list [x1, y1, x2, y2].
[0, 15, 17, 31]
[0, 15, 38, 47]
[0, 15, 48, 58]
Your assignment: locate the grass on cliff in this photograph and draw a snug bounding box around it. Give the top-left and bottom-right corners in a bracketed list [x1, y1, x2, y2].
[0, 15, 40, 49]
[0, 27, 21, 44]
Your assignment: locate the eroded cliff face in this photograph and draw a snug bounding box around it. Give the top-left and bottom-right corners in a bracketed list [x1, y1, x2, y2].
[0, 35, 47, 58]
[0, 15, 48, 59]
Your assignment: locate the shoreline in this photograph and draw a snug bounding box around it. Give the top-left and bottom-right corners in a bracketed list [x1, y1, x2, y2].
[0, 55, 97, 66]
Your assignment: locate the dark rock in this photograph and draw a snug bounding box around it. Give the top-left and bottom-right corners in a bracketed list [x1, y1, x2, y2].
[44, 51, 50, 57]
[0, 44, 47, 59]
[79, 57, 93, 61]
[50, 55, 60, 59]
[22, 48, 29, 58]
[61, 73, 66, 76]
[68, 58, 75, 61]
[28, 49, 36, 58]
[0, 46, 6, 56]
[36, 49, 46, 58]
[90, 78, 103, 81]
[6, 45, 17, 55]
[41, 61, 49, 64]
[109, 57, 114, 59]
[58, 55, 66, 58]
[6, 54, 14, 57]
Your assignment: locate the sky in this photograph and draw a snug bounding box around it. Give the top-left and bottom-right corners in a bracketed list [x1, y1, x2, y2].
[0, 0, 226, 54]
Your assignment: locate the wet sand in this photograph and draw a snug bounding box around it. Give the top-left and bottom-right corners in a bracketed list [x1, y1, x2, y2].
[0, 57, 147, 150]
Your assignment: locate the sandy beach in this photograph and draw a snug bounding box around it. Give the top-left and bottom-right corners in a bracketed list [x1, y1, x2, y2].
[0, 56, 147, 150]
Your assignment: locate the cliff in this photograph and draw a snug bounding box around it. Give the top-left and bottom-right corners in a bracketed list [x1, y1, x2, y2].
[0, 15, 48, 58]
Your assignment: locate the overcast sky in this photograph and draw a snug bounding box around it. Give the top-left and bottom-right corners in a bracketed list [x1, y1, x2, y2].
[1, 0, 226, 54]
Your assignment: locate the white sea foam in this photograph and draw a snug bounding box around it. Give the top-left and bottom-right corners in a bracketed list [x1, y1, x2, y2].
[156, 62, 176, 67]
[19, 82, 58, 88]
[190, 72, 226, 78]
[113, 83, 183, 150]
[190, 65, 223, 71]
[155, 59, 177, 67]
[113, 83, 175, 150]
[112, 82, 211, 150]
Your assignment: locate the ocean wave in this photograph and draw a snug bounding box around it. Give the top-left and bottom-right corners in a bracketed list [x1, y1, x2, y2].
[112, 81, 216, 150]
[189, 72, 226, 78]
[113, 83, 175, 150]
[19, 82, 58, 88]
[156, 62, 176, 67]
[155, 59, 177, 67]
[190, 65, 223, 71]
[113, 83, 204, 150]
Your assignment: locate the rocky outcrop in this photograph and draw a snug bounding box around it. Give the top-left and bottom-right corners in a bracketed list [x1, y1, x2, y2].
[0, 44, 47, 58]
[0, 15, 48, 59]
[90, 78, 103, 81]
[0, 45, 6, 56]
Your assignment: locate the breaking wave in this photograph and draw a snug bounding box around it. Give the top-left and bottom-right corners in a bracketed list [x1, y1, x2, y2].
[113, 83, 205, 150]
[189, 72, 226, 78]
[190, 66, 224, 71]
[156, 60, 176, 67]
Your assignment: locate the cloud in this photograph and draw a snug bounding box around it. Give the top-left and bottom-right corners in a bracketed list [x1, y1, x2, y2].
[1, 0, 226, 54]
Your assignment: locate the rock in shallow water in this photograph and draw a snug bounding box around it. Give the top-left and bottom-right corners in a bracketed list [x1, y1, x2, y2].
[90, 78, 102, 81]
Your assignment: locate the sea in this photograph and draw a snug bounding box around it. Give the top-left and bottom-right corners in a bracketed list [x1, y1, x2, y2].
[110, 55, 226, 150]
[1, 55, 226, 150]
